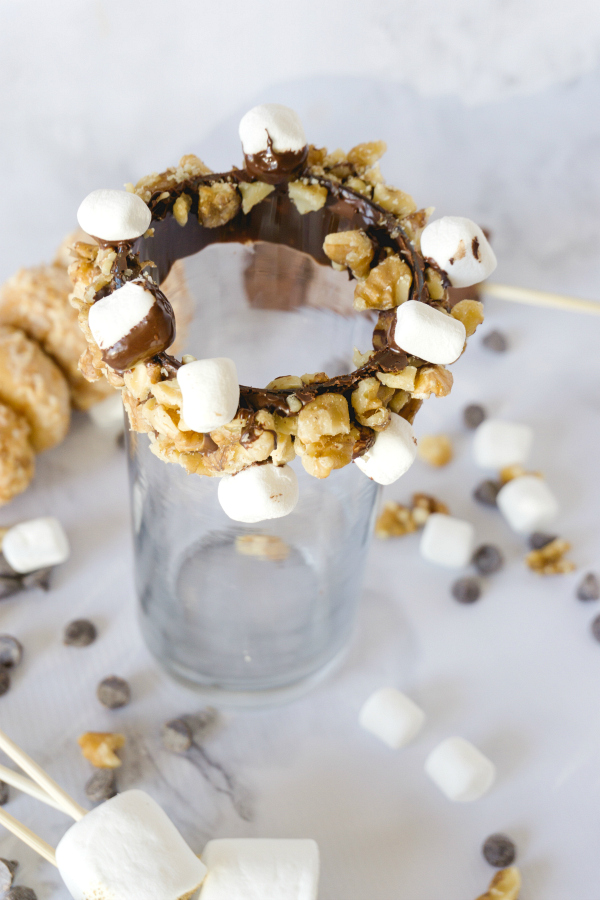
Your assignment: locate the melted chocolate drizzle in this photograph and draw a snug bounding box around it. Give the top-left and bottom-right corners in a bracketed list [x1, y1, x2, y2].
[243, 134, 308, 184]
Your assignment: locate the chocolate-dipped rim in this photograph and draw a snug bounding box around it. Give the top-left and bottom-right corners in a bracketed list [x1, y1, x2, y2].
[90, 162, 446, 417]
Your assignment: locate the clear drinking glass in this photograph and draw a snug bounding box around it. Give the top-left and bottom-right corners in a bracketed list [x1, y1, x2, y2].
[127, 241, 380, 704]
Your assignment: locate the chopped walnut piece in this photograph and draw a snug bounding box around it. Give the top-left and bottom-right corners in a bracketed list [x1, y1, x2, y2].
[150, 380, 182, 409]
[351, 377, 391, 430]
[376, 367, 417, 391]
[198, 183, 240, 228]
[288, 180, 328, 214]
[173, 194, 192, 227]
[301, 372, 329, 385]
[123, 361, 162, 402]
[295, 430, 356, 479]
[175, 154, 212, 179]
[345, 177, 372, 197]
[348, 141, 387, 172]
[451, 299, 485, 337]
[425, 266, 447, 301]
[526, 538, 576, 575]
[239, 181, 275, 215]
[499, 464, 543, 484]
[418, 434, 453, 467]
[297, 393, 350, 443]
[353, 347, 375, 368]
[411, 492, 450, 526]
[375, 501, 417, 538]
[373, 184, 417, 218]
[236, 534, 290, 562]
[266, 375, 303, 391]
[388, 389, 410, 413]
[307, 145, 327, 167]
[476, 866, 521, 900]
[412, 365, 453, 399]
[403, 207, 434, 245]
[323, 230, 374, 280]
[398, 397, 423, 424]
[354, 256, 412, 310]
[273, 414, 298, 436]
[271, 432, 295, 465]
[362, 164, 385, 186]
[78, 732, 125, 769]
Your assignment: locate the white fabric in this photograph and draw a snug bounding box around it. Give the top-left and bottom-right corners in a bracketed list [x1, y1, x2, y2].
[425, 737, 496, 802]
[178, 358, 240, 433]
[2, 517, 70, 574]
[420, 216, 497, 288]
[239, 104, 306, 155]
[419, 513, 475, 568]
[359, 688, 425, 749]
[473, 419, 534, 469]
[354, 413, 417, 485]
[77, 189, 151, 241]
[393, 301, 466, 365]
[218, 464, 299, 523]
[497, 475, 560, 534]
[88, 282, 154, 351]
[200, 839, 319, 900]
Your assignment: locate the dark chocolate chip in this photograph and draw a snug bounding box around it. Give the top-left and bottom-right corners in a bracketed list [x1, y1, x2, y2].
[0, 670, 10, 697]
[162, 719, 194, 754]
[0, 781, 9, 805]
[482, 330, 508, 353]
[472, 544, 504, 576]
[591, 615, 600, 642]
[482, 833, 516, 867]
[20, 567, 52, 592]
[85, 769, 117, 803]
[577, 573, 600, 602]
[0, 859, 17, 893]
[64, 620, 97, 647]
[97, 676, 131, 709]
[463, 404, 486, 429]
[451, 577, 481, 604]
[0, 636, 23, 669]
[6, 888, 37, 900]
[473, 480, 501, 507]
[528, 532, 557, 550]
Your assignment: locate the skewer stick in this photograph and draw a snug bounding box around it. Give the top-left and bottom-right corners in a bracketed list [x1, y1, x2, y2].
[484, 282, 600, 316]
[0, 763, 65, 813]
[0, 729, 86, 821]
[0, 806, 57, 866]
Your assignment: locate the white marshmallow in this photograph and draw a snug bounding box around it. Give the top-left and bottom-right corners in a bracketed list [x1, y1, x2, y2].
[393, 300, 466, 365]
[473, 418, 533, 470]
[239, 104, 306, 156]
[177, 358, 240, 433]
[420, 216, 497, 288]
[218, 464, 299, 523]
[497, 475, 559, 534]
[88, 282, 155, 351]
[200, 838, 319, 900]
[359, 688, 425, 749]
[2, 517, 70, 574]
[354, 412, 417, 485]
[420, 513, 475, 568]
[88, 392, 125, 431]
[425, 737, 496, 802]
[56, 790, 207, 900]
[77, 189, 151, 242]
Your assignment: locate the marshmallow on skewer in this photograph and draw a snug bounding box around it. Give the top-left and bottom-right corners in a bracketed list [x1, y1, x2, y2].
[393, 301, 466, 365]
[420, 216, 497, 288]
[55, 790, 207, 900]
[359, 688, 425, 749]
[218, 464, 299, 523]
[420, 513, 475, 568]
[2, 517, 70, 574]
[239, 104, 306, 156]
[473, 419, 533, 469]
[77, 189, 151, 242]
[497, 475, 559, 534]
[199, 838, 320, 900]
[425, 737, 496, 802]
[354, 412, 417, 485]
[177, 358, 240, 433]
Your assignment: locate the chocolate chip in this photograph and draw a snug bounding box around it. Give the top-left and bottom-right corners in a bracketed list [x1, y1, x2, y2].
[577, 573, 600, 602]
[6, 888, 37, 900]
[97, 676, 131, 709]
[162, 718, 194, 754]
[64, 619, 97, 647]
[0, 670, 10, 697]
[0, 859, 17, 893]
[463, 404, 486, 429]
[482, 330, 508, 353]
[451, 577, 481, 604]
[0, 781, 9, 805]
[473, 480, 500, 507]
[20, 567, 52, 592]
[590, 615, 600, 642]
[472, 544, 504, 576]
[85, 769, 117, 803]
[0, 577, 22, 601]
[528, 532, 557, 550]
[0, 636, 23, 669]
[482, 833, 516, 867]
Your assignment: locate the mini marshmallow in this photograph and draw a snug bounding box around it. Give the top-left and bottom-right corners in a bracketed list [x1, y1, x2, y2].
[473, 419, 533, 469]
[200, 838, 319, 900]
[359, 688, 425, 749]
[88, 392, 125, 431]
[218, 464, 299, 523]
[425, 737, 496, 802]
[239, 104, 306, 156]
[420, 513, 475, 568]
[393, 300, 466, 365]
[56, 790, 207, 900]
[354, 412, 417, 485]
[77, 189, 151, 242]
[420, 216, 497, 288]
[497, 475, 559, 534]
[2, 517, 70, 574]
[88, 281, 155, 352]
[178, 358, 240, 433]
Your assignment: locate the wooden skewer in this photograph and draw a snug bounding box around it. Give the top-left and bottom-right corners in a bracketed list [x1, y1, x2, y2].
[0, 806, 57, 866]
[484, 282, 600, 316]
[0, 763, 65, 813]
[0, 729, 86, 821]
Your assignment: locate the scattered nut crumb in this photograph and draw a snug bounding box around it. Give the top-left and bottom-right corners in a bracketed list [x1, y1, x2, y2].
[475, 866, 521, 900]
[375, 493, 449, 538]
[235, 534, 290, 562]
[418, 434, 453, 467]
[526, 538, 575, 575]
[78, 732, 125, 768]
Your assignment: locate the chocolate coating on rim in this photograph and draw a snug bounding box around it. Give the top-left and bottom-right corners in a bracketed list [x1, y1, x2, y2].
[243, 134, 308, 184]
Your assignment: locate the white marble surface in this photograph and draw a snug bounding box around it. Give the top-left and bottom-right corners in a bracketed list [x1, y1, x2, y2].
[2, 6, 600, 897]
